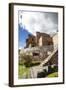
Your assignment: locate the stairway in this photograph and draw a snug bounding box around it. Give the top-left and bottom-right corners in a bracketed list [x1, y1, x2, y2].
[30, 46, 58, 78]
[40, 48, 58, 67]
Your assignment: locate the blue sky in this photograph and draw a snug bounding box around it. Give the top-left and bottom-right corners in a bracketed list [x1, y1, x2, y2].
[18, 24, 31, 49]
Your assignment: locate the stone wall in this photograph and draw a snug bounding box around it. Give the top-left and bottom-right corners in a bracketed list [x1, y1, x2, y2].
[44, 50, 58, 66]
[52, 33, 58, 50]
[25, 34, 36, 48]
[25, 32, 53, 48]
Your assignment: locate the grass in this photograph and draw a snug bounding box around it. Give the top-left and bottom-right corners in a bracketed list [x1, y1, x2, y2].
[47, 72, 58, 77]
[18, 64, 30, 79]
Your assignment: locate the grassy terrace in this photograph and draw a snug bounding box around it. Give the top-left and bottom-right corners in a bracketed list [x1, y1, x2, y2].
[18, 54, 58, 78]
[18, 64, 30, 79]
[18, 64, 58, 78]
[47, 72, 58, 77]
[18, 61, 40, 79]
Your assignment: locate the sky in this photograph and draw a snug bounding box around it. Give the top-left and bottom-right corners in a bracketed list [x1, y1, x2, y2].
[18, 24, 32, 49]
[18, 10, 58, 49]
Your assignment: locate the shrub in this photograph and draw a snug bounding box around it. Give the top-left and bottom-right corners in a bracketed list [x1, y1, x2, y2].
[19, 54, 40, 67]
[37, 69, 48, 78]
[37, 65, 58, 78]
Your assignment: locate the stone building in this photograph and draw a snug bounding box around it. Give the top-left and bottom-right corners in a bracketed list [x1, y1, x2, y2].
[25, 32, 53, 48]
[25, 34, 36, 48]
[23, 32, 54, 60]
[19, 32, 58, 61]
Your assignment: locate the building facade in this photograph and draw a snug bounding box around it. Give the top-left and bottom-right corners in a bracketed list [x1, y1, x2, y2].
[25, 32, 53, 48]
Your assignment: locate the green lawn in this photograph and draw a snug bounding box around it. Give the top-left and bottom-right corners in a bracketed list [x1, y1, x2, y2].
[18, 64, 30, 79]
[47, 72, 58, 77]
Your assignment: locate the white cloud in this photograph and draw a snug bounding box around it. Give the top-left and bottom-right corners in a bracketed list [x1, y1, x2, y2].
[19, 11, 58, 35]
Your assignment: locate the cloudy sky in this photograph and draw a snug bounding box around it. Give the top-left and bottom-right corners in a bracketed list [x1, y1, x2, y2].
[19, 11, 58, 35]
[18, 11, 58, 49]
